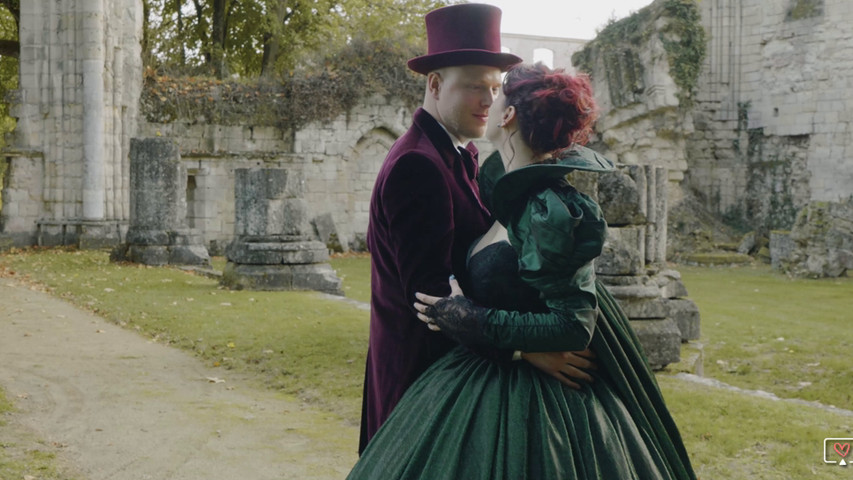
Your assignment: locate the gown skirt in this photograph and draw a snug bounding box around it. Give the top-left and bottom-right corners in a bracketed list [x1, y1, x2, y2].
[348, 282, 695, 479]
[350, 236, 694, 479]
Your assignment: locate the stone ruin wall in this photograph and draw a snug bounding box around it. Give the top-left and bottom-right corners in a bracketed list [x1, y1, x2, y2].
[575, 1, 694, 202]
[136, 94, 410, 253]
[4, 0, 852, 264]
[687, 0, 853, 231]
[2, 0, 142, 247]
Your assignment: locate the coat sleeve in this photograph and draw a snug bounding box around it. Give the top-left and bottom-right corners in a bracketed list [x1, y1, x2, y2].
[380, 153, 456, 306]
[480, 188, 608, 352]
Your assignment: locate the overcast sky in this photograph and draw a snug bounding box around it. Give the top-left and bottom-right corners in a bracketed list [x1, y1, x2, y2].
[479, 0, 655, 39]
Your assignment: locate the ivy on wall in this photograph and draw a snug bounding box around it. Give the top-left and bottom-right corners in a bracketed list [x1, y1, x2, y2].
[572, 0, 706, 108]
[140, 38, 423, 130]
[660, 0, 706, 106]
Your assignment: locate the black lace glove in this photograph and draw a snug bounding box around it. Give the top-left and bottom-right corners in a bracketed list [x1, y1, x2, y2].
[427, 295, 491, 348]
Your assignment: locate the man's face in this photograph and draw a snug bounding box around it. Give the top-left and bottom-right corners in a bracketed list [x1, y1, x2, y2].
[431, 65, 502, 144]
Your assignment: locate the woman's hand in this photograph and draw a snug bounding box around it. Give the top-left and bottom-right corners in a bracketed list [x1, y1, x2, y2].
[413, 276, 489, 347]
[414, 275, 465, 331]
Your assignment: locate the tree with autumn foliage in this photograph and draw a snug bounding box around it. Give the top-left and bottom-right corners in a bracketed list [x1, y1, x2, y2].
[143, 0, 449, 79]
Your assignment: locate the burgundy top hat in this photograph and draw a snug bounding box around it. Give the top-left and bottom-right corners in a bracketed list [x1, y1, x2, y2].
[407, 3, 522, 75]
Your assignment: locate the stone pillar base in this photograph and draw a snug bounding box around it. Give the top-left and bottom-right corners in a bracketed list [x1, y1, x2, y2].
[37, 220, 125, 249]
[221, 262, 343, 295]
[115, 227, 211, 266]
[628, 318, 682, 369]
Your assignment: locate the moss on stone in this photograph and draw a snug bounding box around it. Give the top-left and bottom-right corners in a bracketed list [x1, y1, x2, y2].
[684, 252, 754, 266]
[786, 0, 824, 20]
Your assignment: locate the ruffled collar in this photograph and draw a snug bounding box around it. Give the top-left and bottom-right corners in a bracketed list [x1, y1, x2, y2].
[479, 146, 615, 225]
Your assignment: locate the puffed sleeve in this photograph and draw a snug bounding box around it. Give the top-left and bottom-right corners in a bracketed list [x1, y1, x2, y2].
[480, 188, 608, 352]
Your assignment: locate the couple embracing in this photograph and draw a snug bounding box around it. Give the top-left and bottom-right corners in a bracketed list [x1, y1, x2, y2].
[350, 4, 696, 479]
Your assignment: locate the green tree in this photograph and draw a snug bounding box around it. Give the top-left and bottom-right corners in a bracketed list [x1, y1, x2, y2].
[0, 0, 16, 58]
[0, 0, 18, 149]
[143, 0, 448, 78]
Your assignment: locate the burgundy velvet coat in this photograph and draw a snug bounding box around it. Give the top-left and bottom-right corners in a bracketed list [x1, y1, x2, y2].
[359, 108, 492, 452]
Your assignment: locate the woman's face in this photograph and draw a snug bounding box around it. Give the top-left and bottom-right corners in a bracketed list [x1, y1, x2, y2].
[485, 88, 506, 144]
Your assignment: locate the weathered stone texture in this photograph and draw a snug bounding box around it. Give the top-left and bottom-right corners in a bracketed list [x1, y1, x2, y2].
[223, 167, 342, 295]
[116, 138, 210, 267]
[135, 95, 407, 251]
[778, 200, 853, 277]
[2, 0, 142, 245]
[595, 164, 700, 366]
[687, 0, 853, 230]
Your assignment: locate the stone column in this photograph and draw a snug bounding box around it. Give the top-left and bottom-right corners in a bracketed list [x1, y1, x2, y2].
[595, 165, 700, 368]
[114, 137, 209, 266]
[81, 0, 106, 221]
[222, 168, 342, 294]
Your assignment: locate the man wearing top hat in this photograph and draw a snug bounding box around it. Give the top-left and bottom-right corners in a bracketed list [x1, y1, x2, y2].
[359, 3, 595, 453]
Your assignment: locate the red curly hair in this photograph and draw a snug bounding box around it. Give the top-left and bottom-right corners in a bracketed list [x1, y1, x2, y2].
[502, 63, 598, 155]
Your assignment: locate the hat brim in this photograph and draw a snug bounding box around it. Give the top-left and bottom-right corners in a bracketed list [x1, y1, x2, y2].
[408, 50, 522, 75]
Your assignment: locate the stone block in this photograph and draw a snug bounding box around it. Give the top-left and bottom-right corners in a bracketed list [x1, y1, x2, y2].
[225, 242, 284, 264]
[221, 262, 293, 290]
[129, 137, 186, 231]
[664, 298, 701, 341]
[225, 240, 329, 265]
[769, 230, 793, 270]
[313, 212, 346, 252]
[597, 169, 647, 226]
[598, 226, 645, 276]
[616, 296, 668, 319]
[606, 284, 661, 300]
[127, 245, 169, 266]
[79, 223, 122, 249]
[655, 269, 689, 298]
[168, 245, 211, 266]
[170, 229, 206, 246]
[597, 274, 652, 287]
[290, 263, 344, 296]
[126, 228, 171, 246]
[629, 318, 682, 369]
[233, 168, 308, 237]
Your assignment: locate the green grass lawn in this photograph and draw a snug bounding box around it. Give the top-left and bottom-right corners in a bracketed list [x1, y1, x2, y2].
[677, 264, 853, 410]
[2, 248, 852, 479]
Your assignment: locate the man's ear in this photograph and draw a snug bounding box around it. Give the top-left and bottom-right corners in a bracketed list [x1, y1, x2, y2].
[427, 71, 442, 99]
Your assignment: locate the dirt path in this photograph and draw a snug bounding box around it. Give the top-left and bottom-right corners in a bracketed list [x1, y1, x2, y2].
[0, 278, 359, 480]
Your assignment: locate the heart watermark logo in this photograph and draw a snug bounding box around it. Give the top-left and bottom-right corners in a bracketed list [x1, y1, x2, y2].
[825, 438, 853, 466]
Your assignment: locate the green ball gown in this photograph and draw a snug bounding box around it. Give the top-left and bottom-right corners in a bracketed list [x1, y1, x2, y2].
[348, 149, 696, 479]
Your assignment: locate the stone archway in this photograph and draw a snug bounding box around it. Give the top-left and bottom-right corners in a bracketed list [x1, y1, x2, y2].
[341, 127, 396, 250]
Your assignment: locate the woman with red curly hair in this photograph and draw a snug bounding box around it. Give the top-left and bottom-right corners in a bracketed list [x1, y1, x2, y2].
[348, 63, 696, 480]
